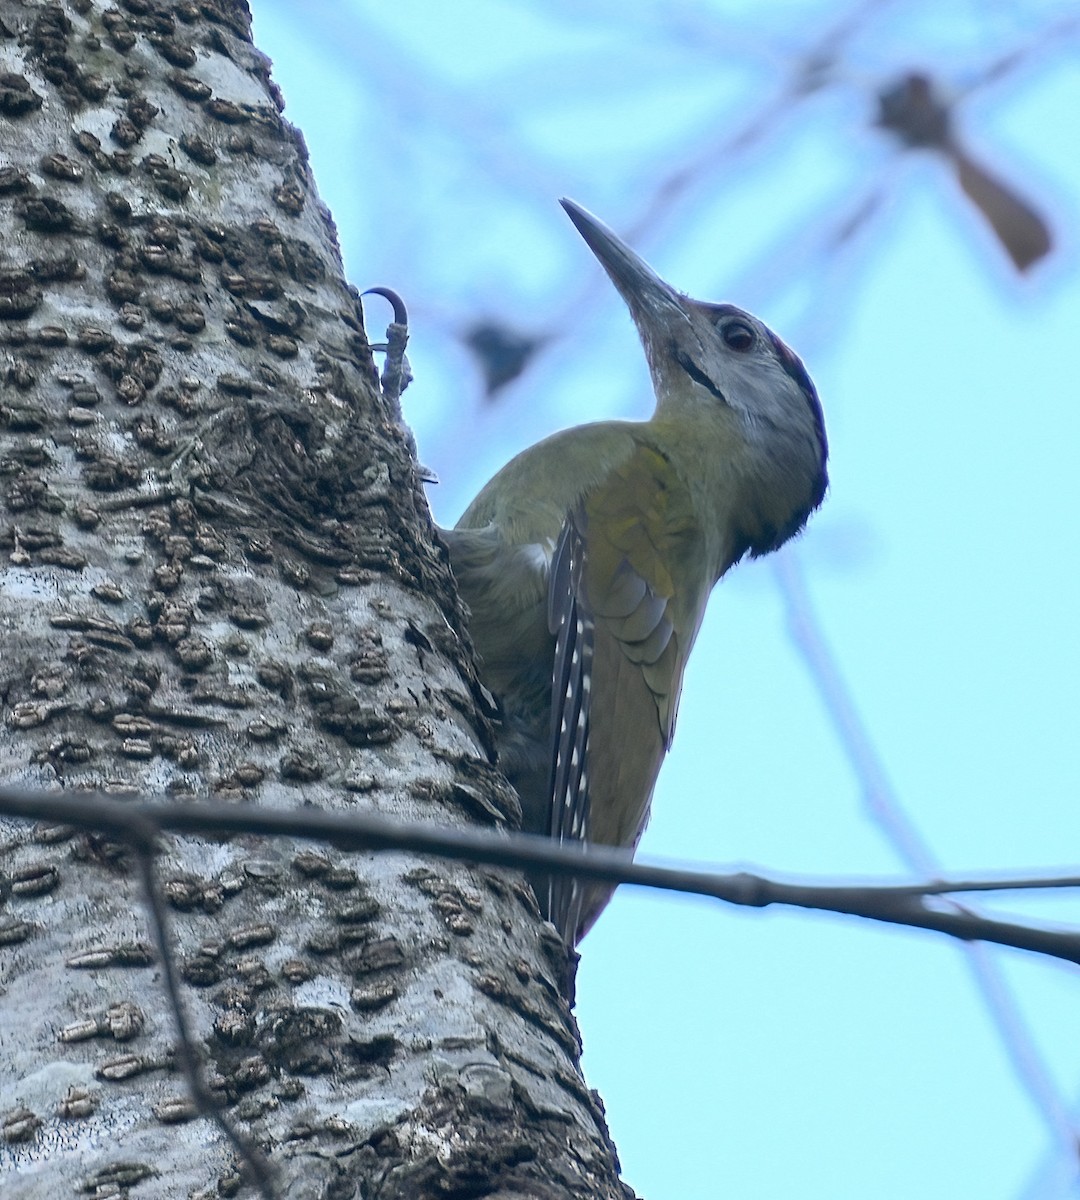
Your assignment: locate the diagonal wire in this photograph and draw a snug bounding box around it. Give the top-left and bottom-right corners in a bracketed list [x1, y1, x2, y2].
[772, 546, 1080, 1168]
[129, 820, 279, 1200]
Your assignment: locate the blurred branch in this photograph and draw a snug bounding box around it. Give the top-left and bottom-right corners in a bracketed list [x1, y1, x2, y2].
[773, 548, 1080, 1156]
[961, 11, 1080, 97]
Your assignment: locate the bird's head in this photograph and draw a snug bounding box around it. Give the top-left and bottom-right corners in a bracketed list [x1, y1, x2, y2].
[560, 197, 828, 556]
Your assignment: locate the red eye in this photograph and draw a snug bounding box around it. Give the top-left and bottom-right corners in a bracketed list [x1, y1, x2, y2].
[721, 321, 755, 351]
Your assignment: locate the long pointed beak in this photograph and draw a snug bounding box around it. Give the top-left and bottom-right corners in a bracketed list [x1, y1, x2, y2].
[559, 198, 682, 319]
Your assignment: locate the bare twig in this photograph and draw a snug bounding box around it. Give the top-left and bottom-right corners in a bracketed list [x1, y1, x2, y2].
[128, 821, 280, 1200]
[3, 785, 1080, 967]
[772, 548, 1080, 1156]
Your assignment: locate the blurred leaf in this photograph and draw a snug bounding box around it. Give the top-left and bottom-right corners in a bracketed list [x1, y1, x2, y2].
[463, 320, 549, 398]
[876, 71, 1052, 273]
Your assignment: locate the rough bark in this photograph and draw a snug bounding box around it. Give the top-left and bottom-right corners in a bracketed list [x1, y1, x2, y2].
[0, 3, 631, 1197]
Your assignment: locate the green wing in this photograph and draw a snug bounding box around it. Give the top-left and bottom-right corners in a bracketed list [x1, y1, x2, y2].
[547, 442, 708, 940]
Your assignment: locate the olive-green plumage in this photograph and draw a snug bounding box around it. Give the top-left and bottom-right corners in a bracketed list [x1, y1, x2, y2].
[442, 200, 828, 943]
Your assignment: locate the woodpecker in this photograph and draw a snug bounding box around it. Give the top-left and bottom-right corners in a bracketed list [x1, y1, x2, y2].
[442, 199, 828, 944]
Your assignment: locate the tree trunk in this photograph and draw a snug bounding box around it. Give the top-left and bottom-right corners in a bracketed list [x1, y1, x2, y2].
[0, 3, 630, 1196]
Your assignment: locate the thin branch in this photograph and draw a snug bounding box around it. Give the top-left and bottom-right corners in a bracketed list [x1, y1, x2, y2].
[772, 548, 1080, 1156]
[129, 821, 279, 1200]
[878, 874, 1080, 897]
[3, 785, 1080, 967]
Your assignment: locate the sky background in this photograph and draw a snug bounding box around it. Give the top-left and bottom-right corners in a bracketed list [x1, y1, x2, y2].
[252, 3, 1080, 1197]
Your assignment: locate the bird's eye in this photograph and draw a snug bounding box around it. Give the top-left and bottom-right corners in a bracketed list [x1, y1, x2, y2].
[721, 320, 755, 351]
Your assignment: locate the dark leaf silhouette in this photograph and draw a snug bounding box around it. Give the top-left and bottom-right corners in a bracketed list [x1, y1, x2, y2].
[463, 320, 549, 398]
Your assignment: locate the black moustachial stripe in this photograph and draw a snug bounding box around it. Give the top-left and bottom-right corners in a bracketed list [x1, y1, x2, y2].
[673, 347, 728, 404]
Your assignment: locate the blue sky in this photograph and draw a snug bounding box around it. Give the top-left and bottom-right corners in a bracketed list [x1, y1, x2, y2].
[254, 3, 1080, 1196]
